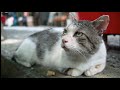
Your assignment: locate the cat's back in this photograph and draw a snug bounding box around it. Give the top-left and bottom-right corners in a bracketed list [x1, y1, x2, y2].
[29, 28, 61, 46]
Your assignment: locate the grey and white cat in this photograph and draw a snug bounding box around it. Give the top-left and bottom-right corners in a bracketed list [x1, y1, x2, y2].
[13, 15, 110, 76]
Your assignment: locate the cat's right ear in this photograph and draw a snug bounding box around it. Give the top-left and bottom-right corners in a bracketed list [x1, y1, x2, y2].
[91, 15, 110, 36]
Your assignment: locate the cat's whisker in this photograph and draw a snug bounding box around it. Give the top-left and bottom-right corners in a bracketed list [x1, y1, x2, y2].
[76, 49, 87, 60]
[67, 45, 87, 60]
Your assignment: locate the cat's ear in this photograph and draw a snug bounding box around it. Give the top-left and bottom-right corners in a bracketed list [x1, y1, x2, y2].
[91, 15, 110, 35]
[69, 12, 78, 22]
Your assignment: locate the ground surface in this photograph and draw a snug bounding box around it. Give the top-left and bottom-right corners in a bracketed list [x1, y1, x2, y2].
[1, 27, 120, 78]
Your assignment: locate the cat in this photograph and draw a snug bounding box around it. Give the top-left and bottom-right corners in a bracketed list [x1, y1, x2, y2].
[12, 14, 110, 77]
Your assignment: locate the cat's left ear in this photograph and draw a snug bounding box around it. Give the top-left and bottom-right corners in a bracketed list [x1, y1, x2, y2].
[91, 15, 110, 35]
[69, 12, 78, 22]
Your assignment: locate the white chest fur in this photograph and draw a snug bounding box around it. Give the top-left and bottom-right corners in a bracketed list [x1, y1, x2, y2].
[42, 40, 106, 72]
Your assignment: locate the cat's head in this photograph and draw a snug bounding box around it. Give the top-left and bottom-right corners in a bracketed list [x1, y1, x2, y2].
[61, 14, 110, 57]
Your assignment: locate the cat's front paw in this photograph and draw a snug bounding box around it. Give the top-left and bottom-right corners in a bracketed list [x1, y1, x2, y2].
[67, 68, 82, 77]
[84, 70, 94, 76]
[84, 67, 97, 76]
[84, 64, 105, 76]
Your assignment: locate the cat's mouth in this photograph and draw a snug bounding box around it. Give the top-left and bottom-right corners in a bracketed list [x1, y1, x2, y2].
[61, 45, 69, 51]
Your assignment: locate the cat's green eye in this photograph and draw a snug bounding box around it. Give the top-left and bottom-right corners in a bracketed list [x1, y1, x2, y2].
[75, 32, 83, 37]
[63, 29, 67, 35]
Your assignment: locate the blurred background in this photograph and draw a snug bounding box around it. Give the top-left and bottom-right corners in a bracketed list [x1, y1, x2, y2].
[1, 12, 70, 27]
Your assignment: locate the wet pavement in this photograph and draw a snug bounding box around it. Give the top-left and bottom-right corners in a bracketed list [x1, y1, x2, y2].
[1, 26, 120, 78]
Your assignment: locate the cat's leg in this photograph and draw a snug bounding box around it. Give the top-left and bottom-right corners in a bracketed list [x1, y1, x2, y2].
[15, 58, 32, 67]
[13, 38, 36, 67]
[84, 63, 106, 76]
[14, 50, 33, 67]
[66, 68, 83, 76]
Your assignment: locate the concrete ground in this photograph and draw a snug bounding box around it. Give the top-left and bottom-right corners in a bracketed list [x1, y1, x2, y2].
[1, 26, 120, 78]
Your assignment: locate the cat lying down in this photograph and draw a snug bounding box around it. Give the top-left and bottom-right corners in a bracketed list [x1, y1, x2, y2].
[12, 15, 110, 77]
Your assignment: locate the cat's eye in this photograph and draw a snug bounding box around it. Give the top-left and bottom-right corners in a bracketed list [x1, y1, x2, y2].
[74, 32, 83, 37]
[63, 29, 67, 35]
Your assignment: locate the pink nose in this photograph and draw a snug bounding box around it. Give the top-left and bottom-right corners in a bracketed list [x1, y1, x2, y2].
[62, 39, 68, 43]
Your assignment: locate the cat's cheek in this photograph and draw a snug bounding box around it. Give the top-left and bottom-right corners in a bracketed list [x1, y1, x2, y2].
[72, 39, 81, 48]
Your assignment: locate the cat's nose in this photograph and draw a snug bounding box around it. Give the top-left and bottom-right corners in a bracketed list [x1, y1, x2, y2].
[62, 39, 68, 43]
